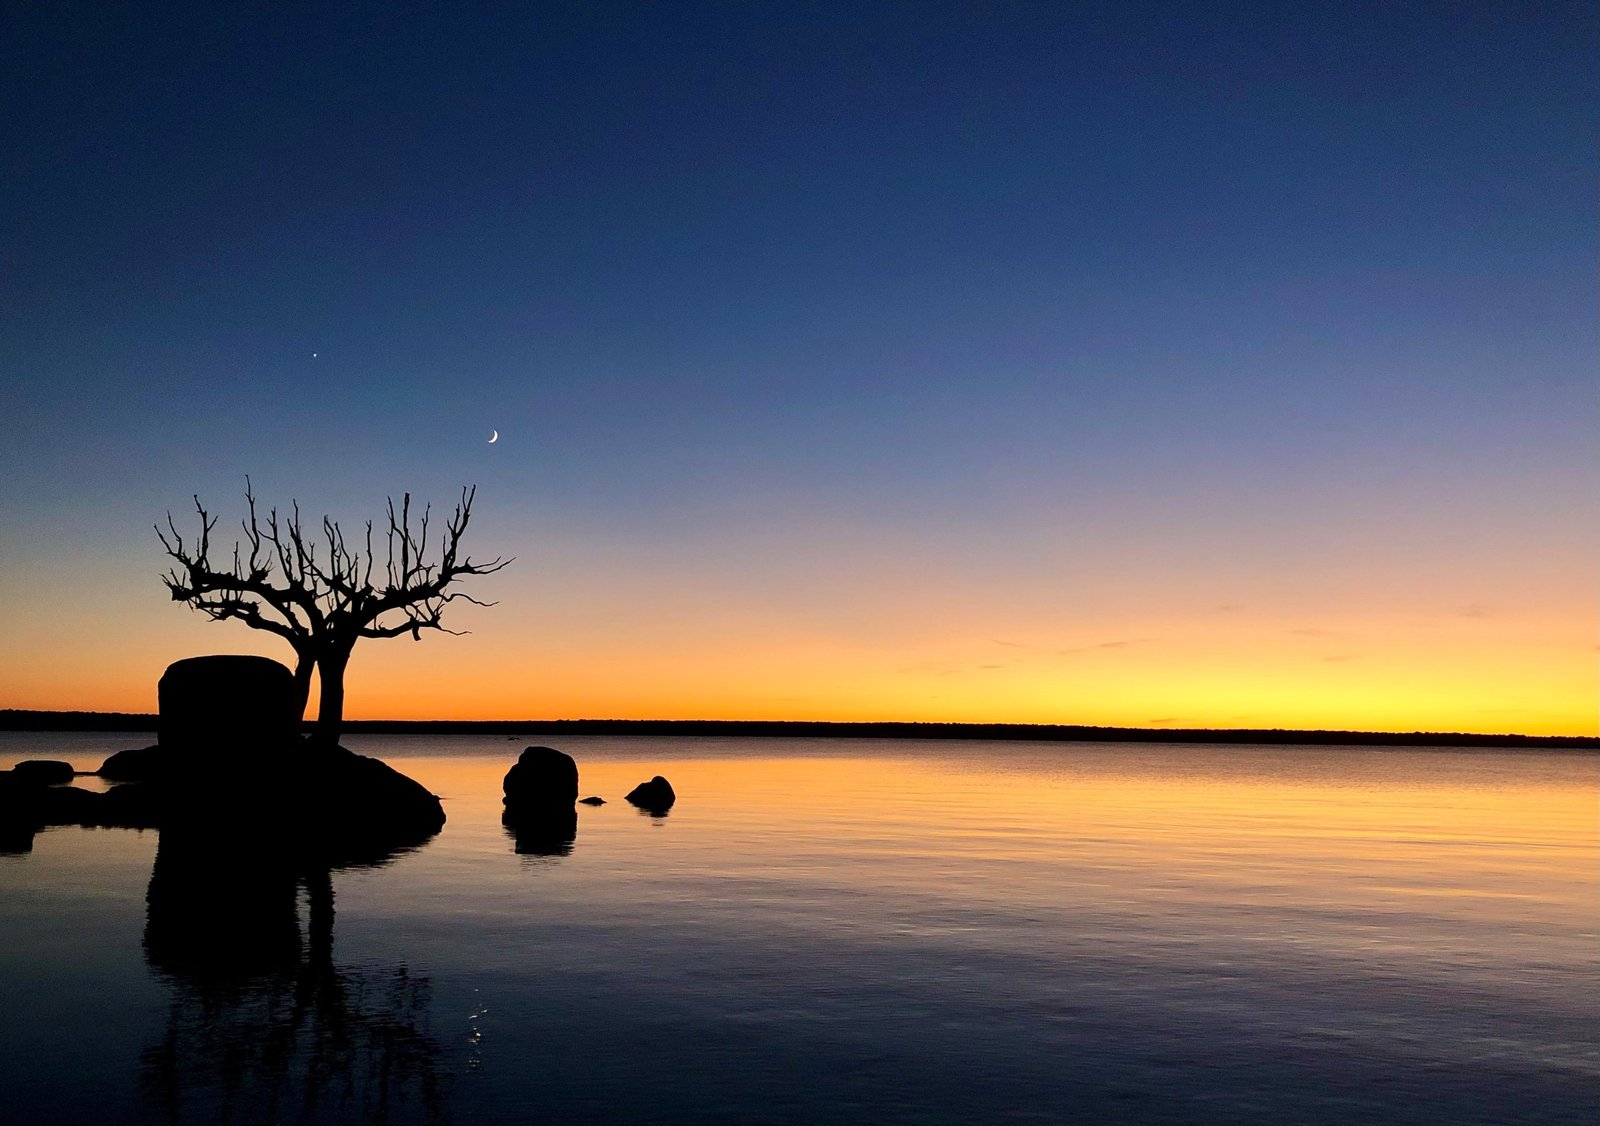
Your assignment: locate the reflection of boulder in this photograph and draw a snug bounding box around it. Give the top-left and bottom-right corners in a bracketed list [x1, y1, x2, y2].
[158, 654, 298, 761]
[0, 773, 42, 854]
[502, 804, 579, 857]
[503, 745, 579, 811]
[12, 759, 74, 785]
[145, 828, 305, 977]
[626, 775, 676, 815]
[142, 828, 446, 1123]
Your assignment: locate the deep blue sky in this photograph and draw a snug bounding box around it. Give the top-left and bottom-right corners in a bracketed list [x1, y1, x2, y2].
[2, 2, 1594, 727]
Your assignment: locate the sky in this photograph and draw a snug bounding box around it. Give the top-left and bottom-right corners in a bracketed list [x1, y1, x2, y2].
[1, 1, 1594, 734]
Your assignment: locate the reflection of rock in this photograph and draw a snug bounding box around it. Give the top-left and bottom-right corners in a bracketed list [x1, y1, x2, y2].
[503, 745, 579, 811]
[626, 775, 676, 815]
[0, 773, 41, 853]
[145, 828, 305, 977]
[142, 828, 446, 1123]
[502, 804, 579, 856]
[12, 760, 74, 785]
[158, 654, 297, 759]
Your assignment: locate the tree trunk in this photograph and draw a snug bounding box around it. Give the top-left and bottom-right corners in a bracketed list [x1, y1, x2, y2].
[313, 647, 351, 746]
[290, 650, 315, 724]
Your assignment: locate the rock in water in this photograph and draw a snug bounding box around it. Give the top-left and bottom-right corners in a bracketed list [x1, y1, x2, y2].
[503, 746, 579, 810]
[625, 775, 676, 814]
[2, 658, 446, 866]
[98, 745, 166, 782]
[12, 760, 74, 785]
[578, 796, 606, 806]
[159, 655, 297, 757]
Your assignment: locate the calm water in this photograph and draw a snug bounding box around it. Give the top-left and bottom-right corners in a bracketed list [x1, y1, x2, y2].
[1, 733, 1595, 1125]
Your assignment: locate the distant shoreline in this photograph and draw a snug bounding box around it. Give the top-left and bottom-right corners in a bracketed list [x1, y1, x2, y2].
[1, 709, 1593, 749]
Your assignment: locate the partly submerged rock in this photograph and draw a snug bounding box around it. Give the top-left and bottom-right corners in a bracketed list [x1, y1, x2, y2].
[503, 746, 578, 810]
[578, 796, 606, 806]
[625, 775, 676, 814]
[99, 745, 166, 781]
[4, 740, 444, 868]
[0, 774, 152, 850]
[12, 760, 75, 785]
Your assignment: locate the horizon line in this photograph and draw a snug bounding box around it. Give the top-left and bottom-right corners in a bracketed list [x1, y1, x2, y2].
[1, 709, 1593, 748]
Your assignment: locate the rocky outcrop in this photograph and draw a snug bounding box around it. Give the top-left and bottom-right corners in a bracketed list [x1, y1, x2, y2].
[502, 746, 579, 811]
[2, 657, 444, 861]
[5, 740, 442, 863]
[625, 775, 676, 814]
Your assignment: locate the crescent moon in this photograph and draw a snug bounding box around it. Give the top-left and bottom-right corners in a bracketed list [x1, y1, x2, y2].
[488, 430, 499, 444]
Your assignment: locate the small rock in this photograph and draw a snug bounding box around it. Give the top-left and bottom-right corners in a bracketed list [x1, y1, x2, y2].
[578, 796, 605, 806]
[12, 760, 75, 785]
[625, 776, 676, 814]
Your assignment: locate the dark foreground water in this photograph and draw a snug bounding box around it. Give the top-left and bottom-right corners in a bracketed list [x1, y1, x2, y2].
[1, 734, 1595, 1125]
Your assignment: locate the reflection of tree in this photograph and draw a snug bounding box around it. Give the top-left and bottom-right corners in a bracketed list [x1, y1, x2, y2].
[141, 834, 451, 1125]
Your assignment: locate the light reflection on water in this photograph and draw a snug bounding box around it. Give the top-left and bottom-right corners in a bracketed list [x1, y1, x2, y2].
[1, 735, 1595, 1124]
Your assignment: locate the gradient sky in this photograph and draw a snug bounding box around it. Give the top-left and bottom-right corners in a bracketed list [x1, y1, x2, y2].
[2, 2, 1594, 733]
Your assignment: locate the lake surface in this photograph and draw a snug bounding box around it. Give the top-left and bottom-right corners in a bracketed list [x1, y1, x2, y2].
[1, 733, 1595, 1125]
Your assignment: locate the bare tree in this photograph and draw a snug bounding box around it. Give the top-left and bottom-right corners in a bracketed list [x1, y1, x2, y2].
[158, 480, 510, 745]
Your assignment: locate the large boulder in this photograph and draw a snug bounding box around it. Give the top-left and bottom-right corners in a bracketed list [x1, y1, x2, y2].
[503, 746, 578, 811]
[625, 775, 676, 815]
[159, 655, 298, 757]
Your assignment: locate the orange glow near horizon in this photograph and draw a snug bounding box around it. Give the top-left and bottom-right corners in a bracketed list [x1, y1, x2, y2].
[1, 588, 1592, 736]
[1, 519, 1593, 737]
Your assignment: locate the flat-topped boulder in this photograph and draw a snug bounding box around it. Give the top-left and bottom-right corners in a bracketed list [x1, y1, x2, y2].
[159, 655, 298, 757]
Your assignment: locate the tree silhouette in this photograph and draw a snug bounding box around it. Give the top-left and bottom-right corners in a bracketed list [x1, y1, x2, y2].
[158, 481, 510, 744]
